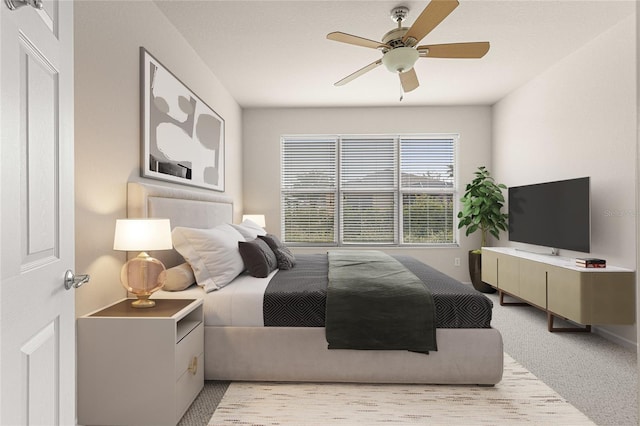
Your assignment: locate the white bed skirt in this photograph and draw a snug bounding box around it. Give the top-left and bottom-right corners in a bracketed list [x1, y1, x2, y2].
[204, 326, 504, 385]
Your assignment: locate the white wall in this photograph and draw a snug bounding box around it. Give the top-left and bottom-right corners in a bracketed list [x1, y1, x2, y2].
[242, 106, 493, 281]
[493, 16, 637, 345]
[74, 0, 243, 316]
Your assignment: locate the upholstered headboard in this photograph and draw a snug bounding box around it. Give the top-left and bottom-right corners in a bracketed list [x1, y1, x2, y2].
[127, 182, 234, 268]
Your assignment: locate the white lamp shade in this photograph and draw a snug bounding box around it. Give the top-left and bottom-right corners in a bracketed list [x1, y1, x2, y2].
[113, 219, 173, 251]
[242, 214, 266, 228]
[382, 47, 419, 73]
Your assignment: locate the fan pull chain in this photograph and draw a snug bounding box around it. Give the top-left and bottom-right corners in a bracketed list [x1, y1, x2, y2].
[399, 76, 404, 102]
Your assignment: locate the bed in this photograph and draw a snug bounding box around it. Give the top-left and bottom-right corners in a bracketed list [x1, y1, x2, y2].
[127, 181, 504, 385]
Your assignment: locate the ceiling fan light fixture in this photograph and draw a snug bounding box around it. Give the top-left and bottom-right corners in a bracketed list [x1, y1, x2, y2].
[382, 47, 419, 73]
[327, 0, 488, 90]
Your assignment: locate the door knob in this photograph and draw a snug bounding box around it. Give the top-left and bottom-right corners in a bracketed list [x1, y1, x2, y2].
[5, 0, 43, 11]
[64, 270, 90, 290]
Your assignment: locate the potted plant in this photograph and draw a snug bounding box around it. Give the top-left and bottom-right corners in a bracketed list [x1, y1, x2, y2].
[457, 166, 508, 293]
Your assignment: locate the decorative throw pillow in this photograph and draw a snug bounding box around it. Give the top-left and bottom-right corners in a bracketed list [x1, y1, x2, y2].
[238, 238, 277, 278]
[230, 219, 267, 240]
[163, 263, 196, 291]
[258, 234, 296, 270]
[172, 224, 245, 292]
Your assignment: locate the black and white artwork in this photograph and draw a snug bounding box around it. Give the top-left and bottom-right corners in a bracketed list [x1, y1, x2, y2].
[141, 48, 224, 191]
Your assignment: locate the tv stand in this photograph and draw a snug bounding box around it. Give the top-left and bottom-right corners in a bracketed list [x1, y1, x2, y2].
[497, 291, 591, 332]
[482, 247, 635, 332]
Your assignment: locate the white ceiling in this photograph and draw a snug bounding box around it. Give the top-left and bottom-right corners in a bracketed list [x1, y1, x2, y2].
[154, 0, 635, 108]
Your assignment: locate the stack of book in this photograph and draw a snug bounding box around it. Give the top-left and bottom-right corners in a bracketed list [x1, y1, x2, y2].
[575, 258, 606, 268]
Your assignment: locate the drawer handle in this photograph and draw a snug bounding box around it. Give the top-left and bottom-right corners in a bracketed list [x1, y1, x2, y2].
[188, 356, 198, 375]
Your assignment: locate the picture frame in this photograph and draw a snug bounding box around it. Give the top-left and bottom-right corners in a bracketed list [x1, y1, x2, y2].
[140, 47, 225, 191]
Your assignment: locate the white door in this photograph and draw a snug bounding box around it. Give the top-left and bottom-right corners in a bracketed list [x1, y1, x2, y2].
[1, 0, 76, 425]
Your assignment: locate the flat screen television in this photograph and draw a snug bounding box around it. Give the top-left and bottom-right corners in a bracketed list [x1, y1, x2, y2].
[508, 177, 590, 253]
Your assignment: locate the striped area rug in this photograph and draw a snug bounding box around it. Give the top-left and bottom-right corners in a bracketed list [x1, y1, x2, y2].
[208, 354, 594, 425]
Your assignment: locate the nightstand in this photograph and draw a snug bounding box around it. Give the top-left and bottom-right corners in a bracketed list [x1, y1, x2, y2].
[77, 298, 204, 426]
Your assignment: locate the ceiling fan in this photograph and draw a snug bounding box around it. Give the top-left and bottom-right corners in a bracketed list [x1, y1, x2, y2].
[327, 0, 489, 95]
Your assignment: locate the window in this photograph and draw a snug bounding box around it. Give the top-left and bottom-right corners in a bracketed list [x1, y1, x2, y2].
[281, 135, 457, 246]
[401, 138, 455, 244]
[281, 138, 337, 243]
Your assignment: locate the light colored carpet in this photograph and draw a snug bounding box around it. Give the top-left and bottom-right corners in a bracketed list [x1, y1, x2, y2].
[488, 292, 638, 425]
[208, 354, 594, 425]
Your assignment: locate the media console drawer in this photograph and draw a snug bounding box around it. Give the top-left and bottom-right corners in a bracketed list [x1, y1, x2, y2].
[482, 247, 635, 331]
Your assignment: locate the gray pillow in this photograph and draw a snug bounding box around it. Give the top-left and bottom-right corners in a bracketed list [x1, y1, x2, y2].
[258, 234, 296, 270]
[238, 238, 277, 278]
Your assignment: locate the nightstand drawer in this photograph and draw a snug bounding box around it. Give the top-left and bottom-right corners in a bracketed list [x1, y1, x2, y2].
[176, 351, 204, 420]
[176, 322, 204, 379]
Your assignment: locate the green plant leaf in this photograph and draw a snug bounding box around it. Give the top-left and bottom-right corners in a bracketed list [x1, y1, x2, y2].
[457, 166, 508, 245]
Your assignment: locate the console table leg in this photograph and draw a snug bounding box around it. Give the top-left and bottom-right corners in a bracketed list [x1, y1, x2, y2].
[547, 312, 591, 332]
[499, 290, 529, 306]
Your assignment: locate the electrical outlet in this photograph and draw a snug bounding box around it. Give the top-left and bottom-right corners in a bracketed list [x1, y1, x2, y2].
[454, 257, 461, 266]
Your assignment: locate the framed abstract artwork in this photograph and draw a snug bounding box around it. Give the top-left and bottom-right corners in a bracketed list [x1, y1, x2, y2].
[140, 47, 225, 191]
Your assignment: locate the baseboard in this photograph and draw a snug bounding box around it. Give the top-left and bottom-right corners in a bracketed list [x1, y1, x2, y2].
[592, 326, 638, 351]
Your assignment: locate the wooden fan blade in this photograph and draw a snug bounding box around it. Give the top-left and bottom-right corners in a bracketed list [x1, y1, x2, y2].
[402, 0, 459, 46]
[327, 32, 389, 50]
[400, 68, 419, 92]
[334, 59, 383, 86]
[418, 42, 490, 58]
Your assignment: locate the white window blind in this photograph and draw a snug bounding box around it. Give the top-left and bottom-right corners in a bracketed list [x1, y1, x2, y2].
[341, 138, 397, 244]
[400, 138, 455, 243]
[281, 135, 456, 245]
[400, 138, 454, 189]
[402, 193, 454, 243]
[281, 138, 337, 243]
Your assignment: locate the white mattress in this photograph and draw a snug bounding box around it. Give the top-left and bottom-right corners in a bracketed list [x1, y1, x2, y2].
[153, 270, 277, 327]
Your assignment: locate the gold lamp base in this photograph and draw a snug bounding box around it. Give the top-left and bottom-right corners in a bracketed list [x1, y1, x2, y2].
[120, 252, 167, 309]
[131, 294, 156, 309]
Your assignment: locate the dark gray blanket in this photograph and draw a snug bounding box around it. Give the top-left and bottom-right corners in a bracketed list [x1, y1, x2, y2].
[263, 254, 493, 329]
[325, 250, 437, 352]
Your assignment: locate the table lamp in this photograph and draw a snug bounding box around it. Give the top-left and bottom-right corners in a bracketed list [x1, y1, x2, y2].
[113, 218, 173, 308]
[242, 214, 266, 228]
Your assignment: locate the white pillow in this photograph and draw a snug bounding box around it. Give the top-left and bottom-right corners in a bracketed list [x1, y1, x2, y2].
[231, 219, 267, 240]
[172, 224, 245, 292]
